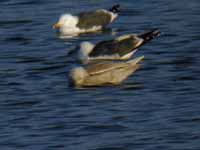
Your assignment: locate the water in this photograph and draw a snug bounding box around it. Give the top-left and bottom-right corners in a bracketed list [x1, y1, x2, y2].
[0, 0, 200, 149]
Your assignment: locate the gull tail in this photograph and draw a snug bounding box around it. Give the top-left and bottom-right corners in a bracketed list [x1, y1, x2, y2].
[139, 28, 161, 43]
[128, 56, 144, 66]
[109, 4, 120, 13]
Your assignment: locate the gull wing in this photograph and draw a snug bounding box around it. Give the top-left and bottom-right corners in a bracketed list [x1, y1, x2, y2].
[77, 9, 112, 29]
[89, 35, 143, 57]
[85, 56, 144, 75]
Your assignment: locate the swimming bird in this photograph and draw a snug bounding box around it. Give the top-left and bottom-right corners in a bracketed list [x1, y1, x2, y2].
[69, 56, 144, 87]
[78, 29, 160, 63]
[53, 4, 120, 35]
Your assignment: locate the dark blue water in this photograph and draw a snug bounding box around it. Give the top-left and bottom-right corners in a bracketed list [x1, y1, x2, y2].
[0, 0, 200, 149]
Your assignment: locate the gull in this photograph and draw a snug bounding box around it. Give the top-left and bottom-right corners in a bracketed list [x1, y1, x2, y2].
[53, 4, 120, 35]
[69, 56, 144, 87]
[78, 29, 160, 63]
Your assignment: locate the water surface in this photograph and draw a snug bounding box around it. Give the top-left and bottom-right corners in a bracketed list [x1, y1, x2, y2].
[0, 0, 200, 149]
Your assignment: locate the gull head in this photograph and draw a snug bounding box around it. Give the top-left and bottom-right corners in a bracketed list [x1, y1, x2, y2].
[69, 67, 88, 86]
[78, 41, 95, 63]
[53, 14, 78, 29]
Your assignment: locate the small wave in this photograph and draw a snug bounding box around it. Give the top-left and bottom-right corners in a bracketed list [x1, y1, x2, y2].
[82, 124, 128, 132]
[4, 36, 31, 45]
[5, 0, 45, 6]
[0, 20, 32, 26]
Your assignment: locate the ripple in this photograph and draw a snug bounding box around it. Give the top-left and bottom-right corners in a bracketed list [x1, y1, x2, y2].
[28, 64, 67, 74]
[158, 56, 196, 67]
[91, 146, 126, 150]
[175, 117, 200, 123]
[4, 36, 32, 45]
[0, 20, 32, 26]
[3, 100, 41, 108]
[16, 56, 45, 63]
[5, 0, 45, 6]
[120, 82, 144, 91]
[121, 9, 142, 16]
[174, 76, 198, 81]
[111, 115, 127, 121]
[41, 123, 66, 130]
[82, 124, 128, 132]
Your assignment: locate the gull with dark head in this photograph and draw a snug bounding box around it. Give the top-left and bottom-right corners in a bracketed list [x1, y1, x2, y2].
[79, 29, 160, 63]
[69, 56, 144, 87]
[53, 4, 120, 35]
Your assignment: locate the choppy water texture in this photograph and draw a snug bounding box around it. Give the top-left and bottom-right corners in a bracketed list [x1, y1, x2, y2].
[0, 0, 200, 149]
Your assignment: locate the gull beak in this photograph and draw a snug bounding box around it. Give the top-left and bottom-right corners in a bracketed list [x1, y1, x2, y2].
[52, 22, 61, 29]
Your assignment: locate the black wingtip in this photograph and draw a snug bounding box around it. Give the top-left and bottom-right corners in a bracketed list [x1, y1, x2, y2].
[109, 4, 120, 13]
[139, 28, 161, 43]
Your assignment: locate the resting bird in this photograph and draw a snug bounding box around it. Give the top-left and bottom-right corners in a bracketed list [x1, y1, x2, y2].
[78, 29, 160, 63]
[69, 56, 144, 87]
[53, 4, 120, 35]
